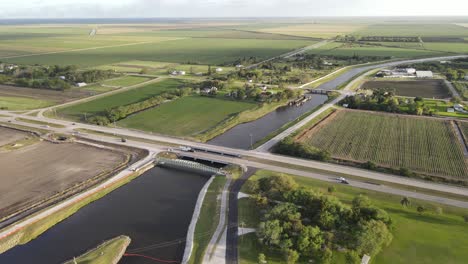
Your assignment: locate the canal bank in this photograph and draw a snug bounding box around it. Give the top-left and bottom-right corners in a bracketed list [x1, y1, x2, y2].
[0, 166, 213, 264]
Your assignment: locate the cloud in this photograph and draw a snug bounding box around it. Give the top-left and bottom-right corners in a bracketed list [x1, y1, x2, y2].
[0, 0, 467, 18]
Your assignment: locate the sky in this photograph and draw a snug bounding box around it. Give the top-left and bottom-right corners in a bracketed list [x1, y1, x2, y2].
[0, 0, 467, 18]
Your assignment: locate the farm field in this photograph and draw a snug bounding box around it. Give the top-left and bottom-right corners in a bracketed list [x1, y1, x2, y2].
[0, 127, 128, 219]
[0, 96, 53, 110]
[0, 85, 92, 109]
[423, 42, 468, 53]
[256, 23, 368, 38]
[118, 96, 256, 137]
[356, 23, 468, 37]
[307, 43, 444, 58]
[361, 79, 451, 99]
[238, 170, 468, 264]
[100, 75, 150, 87]
[98, 60, 236, 76]
[57, 78, 188, 121]
[3, 37, 314, 67]
[297, 110, 468, 179]
[458, 121, 468, 141]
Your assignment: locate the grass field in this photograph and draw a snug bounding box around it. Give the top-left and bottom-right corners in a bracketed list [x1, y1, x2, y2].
[297, 110, 468, 179]
[0, 96, 54, 110]
[63, 236, 130, 264]
[238, 170, 468, 264]
[361, 79, 451, 99]
[58, 78, 187, 121]
[118, 96, 256, 137]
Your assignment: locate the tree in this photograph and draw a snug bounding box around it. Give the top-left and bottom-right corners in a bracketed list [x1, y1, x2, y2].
[327, 186, 336, 194]
[417, 206, 426, 215]
[258, 220, 283, 246]
[400, 197, 411, 207]
[451, 96, 462, 104]
[297, 226, 323, 256]
[463, 215, 468, 222]
[345, 251, 361, 264]
[285, 249, 299, 264]
[258, 253, 267, 264]
[354, 220, 393, 256]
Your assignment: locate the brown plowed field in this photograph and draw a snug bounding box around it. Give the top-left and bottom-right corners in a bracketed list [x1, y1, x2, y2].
[0, 128, 128, 219]
[361, 79, 450, 99]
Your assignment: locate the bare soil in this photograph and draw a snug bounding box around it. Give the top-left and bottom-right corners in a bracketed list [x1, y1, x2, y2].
[361, 79, 450, 99]
[0, 126, 29, 146]
[0, 128, 128, 219]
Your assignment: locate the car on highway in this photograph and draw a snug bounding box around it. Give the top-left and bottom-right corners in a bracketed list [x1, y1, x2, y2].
[337, 177, 350, 184]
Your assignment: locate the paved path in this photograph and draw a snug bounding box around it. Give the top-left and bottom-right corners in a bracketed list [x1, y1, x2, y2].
[202, 176, 231, 264]
[226, 168, 257, 264]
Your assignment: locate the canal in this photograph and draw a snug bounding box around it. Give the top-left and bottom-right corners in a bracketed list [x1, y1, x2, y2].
[208, 94, 328, 149]
[0, 167, 210, 264]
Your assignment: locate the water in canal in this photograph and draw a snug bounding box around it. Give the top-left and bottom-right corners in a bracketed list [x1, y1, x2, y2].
[208, 94, 328, 149]
[0, 167, 210, 264]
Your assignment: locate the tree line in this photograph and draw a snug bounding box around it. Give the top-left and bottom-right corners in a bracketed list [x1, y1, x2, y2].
[247, 175, 393, 264]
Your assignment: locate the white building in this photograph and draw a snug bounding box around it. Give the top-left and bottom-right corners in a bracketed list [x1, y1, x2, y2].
[75, 82, 87, 87]
[171, 70, 186, 76]
[464, 75, 468, 81]
[416, 71, 433, 78]
[440, 60, 452, 64]
[59, 76, 66, 80]
[215, 68, 223, 73]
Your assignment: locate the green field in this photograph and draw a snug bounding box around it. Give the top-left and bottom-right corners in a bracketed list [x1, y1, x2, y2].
[238, 170, 468, 264]
[308, 43, 443, 58]
[118, 96, 255, 137]
[100, 76, 150, 87]
[356, 23, 468, 37]
[58, 78, 187, 120]
[0, 96, 54, 110]
[298, 110, 468, 179]
[3, 37, 313, 67]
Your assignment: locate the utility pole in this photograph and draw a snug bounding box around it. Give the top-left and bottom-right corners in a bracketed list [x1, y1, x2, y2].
[249, 133, 253, 150]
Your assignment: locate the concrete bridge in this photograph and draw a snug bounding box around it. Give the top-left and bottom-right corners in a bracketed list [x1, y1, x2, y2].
[156, 157, 226, 176]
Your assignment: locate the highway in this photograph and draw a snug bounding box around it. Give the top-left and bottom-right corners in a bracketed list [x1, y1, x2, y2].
[1, 114, 468, 204]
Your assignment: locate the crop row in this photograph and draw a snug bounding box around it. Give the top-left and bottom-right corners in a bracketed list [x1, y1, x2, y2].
[302, 111, 468, 179]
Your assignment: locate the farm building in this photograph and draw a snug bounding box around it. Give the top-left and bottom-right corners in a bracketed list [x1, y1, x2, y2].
[171, 70, 186, 76]
[416, 71, 433, 78]
[215, 68, 223, 73]
[201, 86, 218, 95]
[75, 82, 87, 87]
[464, 75, 468, 80]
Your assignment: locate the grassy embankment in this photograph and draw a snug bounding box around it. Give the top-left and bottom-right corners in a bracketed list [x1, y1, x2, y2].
[0, 159, 151, 254]
[238, 170, 468, 264]
[188, 176, 227, 264]
[16, 118, 65, 128]
[63, 235, 131, 264]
